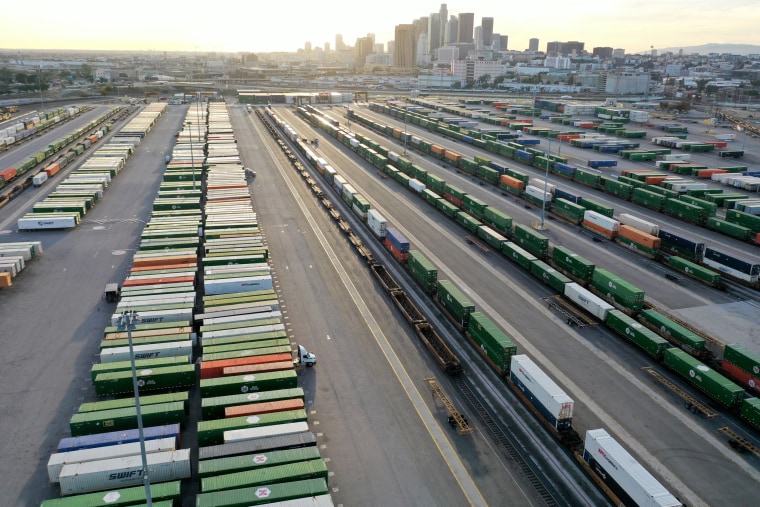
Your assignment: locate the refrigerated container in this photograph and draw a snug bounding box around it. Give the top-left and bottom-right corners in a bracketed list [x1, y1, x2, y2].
[510, 355, 573, 430]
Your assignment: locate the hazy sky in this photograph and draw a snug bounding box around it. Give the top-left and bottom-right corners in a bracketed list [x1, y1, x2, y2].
[3, 0, 758, 54]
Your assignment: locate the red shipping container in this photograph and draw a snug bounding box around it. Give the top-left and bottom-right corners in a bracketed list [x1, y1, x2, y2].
[222, 361, 296, 377]
[442, 193, 463, 208]
[696, 169, 727, 179]
[644, 175, 667, 185]
[722, 361, 760, 396]
[200, 353, 293, 379]
[0, 168, 17, 182]
[224, 399, 305, 418]
[132, 254, 198, 268]
[384, 238, 408, 263]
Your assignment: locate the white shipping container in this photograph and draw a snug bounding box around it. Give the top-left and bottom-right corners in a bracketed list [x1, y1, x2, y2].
[324, 166, 337, 179]
[0, 246, 33, 261]
[525, 185, 552, 203]
[341, 184, 357, 201]
[270, 495, 335, 507]
[58, 449, 191, 496]
[201, 309, 281, 326]
[583, 210, 620, 232]
[48, 437, 177, 483]
[4, 136, 14, 145]
[110, 308, 193, 327]
[333, 175, 347, 192]
[408, 178, 426, 193]
[201, 323, 286, 341]
[510, 355, 574, 429]
[367, 209, 387, 238]
[660, 153, 690, 162]
[17, 215, 78, 230]
[100, 340, 193, 363]
[618, 214, 659, 236]
[349, 139, 359, 148]
[32, 172, 48, 186]
[564, 283, 614, 321]
[530, 178, 556, 194]
[204, 275, 273, 296]
[387, 151, 399, 162]
[0, 260, 19, 277]
[0, 254, 24, 271]
[584, 429, 682, 507]
[224, 422, 310, 443]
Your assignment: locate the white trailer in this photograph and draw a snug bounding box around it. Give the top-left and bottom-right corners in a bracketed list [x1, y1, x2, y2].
[100, 340, 193, 363]
[17, 214, 78, 230]
[204, 275, 273, 296]
[618, 214, 659, 236]
[564, 283, 614, 321]
[224, 422, 310, 444]
[510, 355, 574, 430]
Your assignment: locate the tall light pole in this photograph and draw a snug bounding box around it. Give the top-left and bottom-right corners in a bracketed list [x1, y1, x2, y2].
[116, 310, 152, 506]
[403, 113, 408, 155]
[539, 138, 552, 230]
[38, 66, 45, 113]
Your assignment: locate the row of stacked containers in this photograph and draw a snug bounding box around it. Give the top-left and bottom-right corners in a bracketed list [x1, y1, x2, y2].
[18, 104, 168, 230]
[0, 240, 43, 287]
[194, 103, 333, 507]
[41, 104, 195, 505]
[41, 101, 334, 506]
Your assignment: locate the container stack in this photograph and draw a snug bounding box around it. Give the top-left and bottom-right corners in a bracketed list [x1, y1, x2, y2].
[18, 104, 167, 231]
[41, 107, 198, 505]
[0, 241, 43, 287]
[195, 103, 333, 507]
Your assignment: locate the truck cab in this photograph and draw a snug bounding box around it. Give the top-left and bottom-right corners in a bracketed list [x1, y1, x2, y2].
[295, 345, 317, 367]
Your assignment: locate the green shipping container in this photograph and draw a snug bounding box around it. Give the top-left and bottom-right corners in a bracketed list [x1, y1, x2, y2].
[94, 365, 196, 396]
[592, 269, 645, 312]
[79, 392, 189, 414]
[463, 195, 489, 218]
[605, 310, 668, 359]
[90, 356, 190, 383]
[666, 256, 721, 286]
[466, 312, 517, 374]
[198, 446, 322, 479]
[632, 188, 665, 211]
[501, 241, 538, 270]
[663, 348, 744, 408]
[725, 209, 760, 232]
[580, 197, 614, 218]
[551, 246, 595, 282]
[723, 345, 760, 376]
[436, 280, 475, 328]
[741, 398, 760, 430]
[195, 478, 328, 507]
[553, 198, 585, 223]
[201, 458, 328, 492]
[603, 179, 633, 200]
[69, 401, 186, 436]
[663, 198, 705, 224]
[426, 174, 446, 194]
[436, 198, 459, 218]
[639, 310, 705, 351]
[706, 217, 750, 241]
[39, 481, 181, 507]
[203, 338, 292, 356]
[202, 331, 288, 349]
[476, 225, 508, 250]
[482, 207, 513, 236]
[574, 168, 602, 188]
[422, 189, 441, 206]
[201, 388, 305, 420]
[529, 260, 571, 293]
[512, 224, 549, 258]
[200, 370, 299, 398]
[678, 195, 717, 216]
[408, 250, 438, 293]
[455, 211, 482, 233]
[197, 409, 308, 446]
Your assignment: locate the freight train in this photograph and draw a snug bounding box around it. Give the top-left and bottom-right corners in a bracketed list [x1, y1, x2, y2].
[259, 106, 697, 507]
[274, 104, 760, 435]
[345, 105, 760, 289]
[0, 107, 123, 206]
[363, 102, 760, 252]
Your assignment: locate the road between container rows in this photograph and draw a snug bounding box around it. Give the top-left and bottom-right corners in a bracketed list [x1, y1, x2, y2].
[250, 114, 489, 507]
[295, 111, 760, 507]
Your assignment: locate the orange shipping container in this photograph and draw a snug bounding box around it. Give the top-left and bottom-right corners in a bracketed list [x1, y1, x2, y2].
[582, 219, 618, 239]
[499, 174, 525, 190]
[618, 225, 661, 249]
[644, 176, 668, 185]
[224, 398, 305, 418]
[222, 361, 296, 377]
[431, 145, 445, 155]
[132, 254, 198, 268]
[444, 150, 462, 162]
[88, 135, 99, 143]
[0, 272, 11, 287]
[44, 163, 61, 177]
[392, 128, 402, 136]
[696, 169, 727, 179]
[200, 353, 293, 380]
[122, 275, 195, 287]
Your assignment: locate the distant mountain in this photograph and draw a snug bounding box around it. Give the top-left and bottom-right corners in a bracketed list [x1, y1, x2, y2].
[639, 43, 760, 56]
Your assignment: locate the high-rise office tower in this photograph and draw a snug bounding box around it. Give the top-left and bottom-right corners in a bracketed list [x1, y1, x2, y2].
[457, 12, 474, 43]
[335, 34, 345, 51]
[394, 24, 417, 68]
[474, 26, 483, 50]
[529, 38, 539, 52]
[428, 13, 442, 53]
[444, 15, 458, 45]
[500, 35, 508, 51]
[305, 41, 312, 51]
[481, 17, 494, 47]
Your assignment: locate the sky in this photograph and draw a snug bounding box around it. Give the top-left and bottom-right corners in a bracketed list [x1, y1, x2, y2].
[2, 0, 758, 54]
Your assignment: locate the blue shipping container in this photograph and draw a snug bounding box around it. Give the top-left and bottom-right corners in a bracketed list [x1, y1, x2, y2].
[515, 150, 534, 161]
[554, 188, 582, 204]
[516, 139, 540, 145]
[489, 161, 508, 174]
[553, 163, 576, 178]
[658, 230, 705, 257]
[704, 248, 759, 276]
[462, 136, 474, 144]
[385, 227, 410, 252]
[588, 160, 618, 168]
[57, 424, 180, 453]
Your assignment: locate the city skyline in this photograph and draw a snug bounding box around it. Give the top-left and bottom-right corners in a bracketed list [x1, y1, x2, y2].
[2, 0, 758, 54]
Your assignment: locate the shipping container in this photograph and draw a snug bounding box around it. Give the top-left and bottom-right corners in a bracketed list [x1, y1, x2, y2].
[69, 403, 186, 437]
[57, 424, 180, 453]
[605, 310, 668, 359]
[198, 445, 322, 479]
[551, 246, 595, 282]
[583, 429, 682, 507]
[200, 370, 298, 397]
[201, 458, 328, 492]
[529, 260, 572, 293]
[436, 280, 475, 328]
[199, 430, 316, 461]
[199, 410, 309, 447]
[195, 478, 329, 507]
[94, 364, 195, 396]
[467, 312, 517, 374]
[592, 269, 645, 312]
[663, 348, 744, 407]
[512, 224, 549, 258]
[39, 481, 181, 507]
[510, 355, 573, 430]
[564, 283, 613, 321]
[407, 250, 437, 294]
[639, 310, 705, 352]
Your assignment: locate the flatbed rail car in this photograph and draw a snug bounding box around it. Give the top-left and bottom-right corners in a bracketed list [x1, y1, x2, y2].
[278, 104, 760, 430]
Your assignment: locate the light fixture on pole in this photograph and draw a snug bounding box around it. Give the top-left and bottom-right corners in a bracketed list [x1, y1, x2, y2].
[117, 310, 153, 506]
[539, 138, 551, 230]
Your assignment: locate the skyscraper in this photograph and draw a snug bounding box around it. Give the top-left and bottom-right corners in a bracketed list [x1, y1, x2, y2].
[439, 4, 448, 47]
[500, 35, 508, 51]
[394, 24, 417, 68]
[428, 13, 442, 53]
[457, 12, 474, 43]
[529, 38, 539, 52]
[481, 17, 494, 47]
[474, 26, 483, 50]
[444, 15, 458, 45]
[335, 34, 345, 51]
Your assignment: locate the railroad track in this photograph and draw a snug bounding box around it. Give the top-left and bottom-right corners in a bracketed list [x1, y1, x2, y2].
[453, 376, 561, 507]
